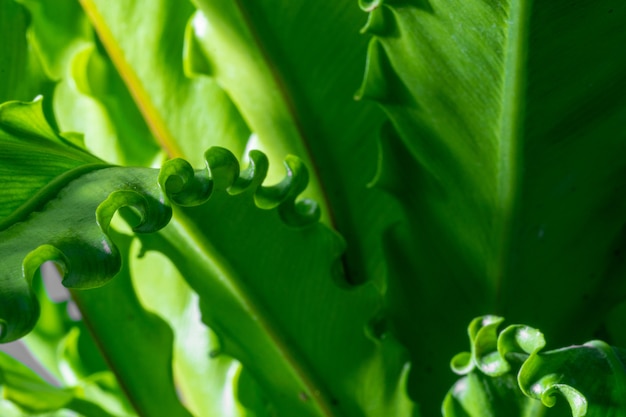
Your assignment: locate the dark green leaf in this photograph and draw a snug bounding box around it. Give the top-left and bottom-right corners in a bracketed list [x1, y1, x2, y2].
[358, 1, 626, 412]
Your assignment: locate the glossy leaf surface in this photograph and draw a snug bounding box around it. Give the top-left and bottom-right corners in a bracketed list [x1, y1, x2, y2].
[2, 0, 626, 416]
[445, 316, 626, 417]
[0, 100, 104, 227]
[359, 1, 626, 412]
[0, 98, 412, 416]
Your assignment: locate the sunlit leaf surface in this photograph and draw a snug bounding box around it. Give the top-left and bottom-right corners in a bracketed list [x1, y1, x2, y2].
[2, 0, 626, 416]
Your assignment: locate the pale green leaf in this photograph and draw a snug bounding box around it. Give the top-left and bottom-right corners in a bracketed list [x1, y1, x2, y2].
[72, 229, 194, 417]
[77, 0, 250, 167]
[128, 239, 268, 417]
[0, 350, 123, 416]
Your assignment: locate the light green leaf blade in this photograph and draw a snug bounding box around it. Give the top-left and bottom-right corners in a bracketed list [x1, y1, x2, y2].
[0, 103, 191, 415]
[71, 229, 193, 417]
[0, 100, 105, 228]
[54, 43, 163, 167]
[11, 0, 163, 166]
[128, 237, 269, 417]
[13, 0, 91, 81]
[187, 0, 398, 285]
[132, 148, 415, 417]
[76, 0, 250, 167]
[359, 1, 626, 413]
[0, 350, 123, 416]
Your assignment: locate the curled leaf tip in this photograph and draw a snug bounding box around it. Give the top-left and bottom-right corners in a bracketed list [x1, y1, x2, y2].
[0, 166, 171, 343]
[1, 138, 320, 343]
[233, 149, 269, 193]
[360, 6, 389, 36]
[97, 190, 173, 234]
[273, 156, 321, 226]
[447, 316, 626, 417]
[205, 146, 240, 190]
[451, 315, 546, 378]
[159, 158, 213, 207]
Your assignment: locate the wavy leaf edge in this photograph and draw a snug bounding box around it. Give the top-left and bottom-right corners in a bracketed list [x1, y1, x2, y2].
[447, 315, 626, 416]
[0, 129, 321, 343]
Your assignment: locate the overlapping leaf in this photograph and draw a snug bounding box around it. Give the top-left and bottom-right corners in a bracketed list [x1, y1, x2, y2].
[0, 350, 122, 416]
[46, 1, 414, 415]
[130, 149, 415, 416]
[181, 0, 400, 283]
[0, 96, 413, 416]
[0, 0, 51, 104]
[444, 316, 626, 417]
[358, 1, 626, 413]
[73, 0, 250, 167]
[71, 230, 194, 417]
[0, 100, 105, 228]
[5, 0, 626, 415]
[0, 101, 172, 343]
[126, 236, 263, 417]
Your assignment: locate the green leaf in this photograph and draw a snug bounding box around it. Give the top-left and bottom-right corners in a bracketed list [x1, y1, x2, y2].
[76, 0, 250, 167]
[0, 100, 196, 415]
[132, 148, 415, 416]
[0, 96, 411, 415]
[0, 101, 170, 342]
[445, 316, 626, 417]
[0, 0, 51, 103]
[0, 160, 172, 342]
[71, 230, 193, 417]
[359, 1, 626, 412]
[185, 0, 398, 284]
[0, 99, 105, 229]
[128, 235, 267, 417]
[0, 350, 123, 416]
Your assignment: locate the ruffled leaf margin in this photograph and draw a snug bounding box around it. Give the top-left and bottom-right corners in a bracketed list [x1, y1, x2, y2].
[0, 99, 318, 344]
[444, 316, 626, 417]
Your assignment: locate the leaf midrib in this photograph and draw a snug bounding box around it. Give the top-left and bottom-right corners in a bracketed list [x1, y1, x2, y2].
[78, 0, 184, 159]
[494, 0, 531, 303]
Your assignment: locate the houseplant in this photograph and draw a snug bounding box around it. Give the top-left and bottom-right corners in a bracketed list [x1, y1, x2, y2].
[1, 0, 626, 415]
